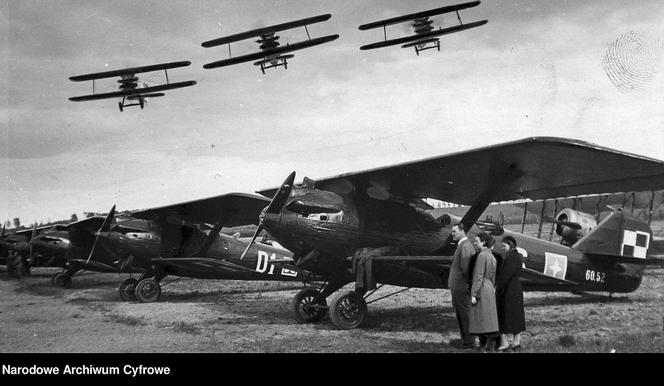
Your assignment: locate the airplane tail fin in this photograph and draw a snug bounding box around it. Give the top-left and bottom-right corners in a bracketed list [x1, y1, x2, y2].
[573, 210, 652, 264]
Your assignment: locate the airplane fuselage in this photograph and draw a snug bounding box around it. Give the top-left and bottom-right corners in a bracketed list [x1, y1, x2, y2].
[262, 187, 645, 293]
[95, 220, 305, 281]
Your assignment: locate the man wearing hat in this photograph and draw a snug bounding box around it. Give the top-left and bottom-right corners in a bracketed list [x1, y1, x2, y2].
[447, 223, 476, 348]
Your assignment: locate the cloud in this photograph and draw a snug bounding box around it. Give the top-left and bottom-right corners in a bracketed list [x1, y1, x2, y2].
[3, 0, 664, 224]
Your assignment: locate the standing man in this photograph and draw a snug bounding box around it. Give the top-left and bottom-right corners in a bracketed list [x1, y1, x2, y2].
[448, 223, 476, 348]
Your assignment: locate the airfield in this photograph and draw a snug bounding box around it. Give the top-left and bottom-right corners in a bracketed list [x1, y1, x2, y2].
[2, 223, 662, 353]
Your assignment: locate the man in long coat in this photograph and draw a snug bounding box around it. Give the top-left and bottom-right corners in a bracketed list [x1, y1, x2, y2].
[447, 223, 476, 348]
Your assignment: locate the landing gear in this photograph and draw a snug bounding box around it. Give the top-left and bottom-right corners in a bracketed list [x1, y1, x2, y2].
[118, 278, 139, 301]
[139, 98, 144, 109]
[135, 278, 161, 303]
[118, 101, 123, 112]
[53, 272, 72, 289]
[291, 288, 328, 323]
[7, 253, 28, 279]
[329, 290, 368, 330]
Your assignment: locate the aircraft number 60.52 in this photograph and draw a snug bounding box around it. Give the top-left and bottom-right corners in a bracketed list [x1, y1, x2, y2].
[585, 269, 606, 283]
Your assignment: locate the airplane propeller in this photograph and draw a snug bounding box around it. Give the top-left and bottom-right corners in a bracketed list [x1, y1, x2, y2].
[86, 205, 116, 264]
[240, 171, 296, 260]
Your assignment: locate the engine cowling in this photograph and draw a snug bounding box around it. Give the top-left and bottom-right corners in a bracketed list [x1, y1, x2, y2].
[555, 208, 597, 246]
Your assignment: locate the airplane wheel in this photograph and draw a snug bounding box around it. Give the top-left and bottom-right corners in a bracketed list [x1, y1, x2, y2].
[118, 278, 139, 301]
[118, 101, 123, 112]
[53, 272, 72, 289]
[291, 288, 328, 324]
[50, 272, 61, 286]
[139, 99, 144, 109]
[329, 290, 368, 330]
[135, 278, 161, 303]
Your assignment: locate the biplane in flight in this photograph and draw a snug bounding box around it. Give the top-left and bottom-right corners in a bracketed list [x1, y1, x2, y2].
[240, 137, 664, 329]
[69, 61, 196, 111]
[359, 1, 488, 55]
[202, 14, 339, 74]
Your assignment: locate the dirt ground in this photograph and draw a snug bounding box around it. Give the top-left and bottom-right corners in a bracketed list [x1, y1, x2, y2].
[0, 263, 662, 353]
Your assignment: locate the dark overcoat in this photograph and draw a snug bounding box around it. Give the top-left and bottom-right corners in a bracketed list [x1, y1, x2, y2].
[495, 248, 526, 334]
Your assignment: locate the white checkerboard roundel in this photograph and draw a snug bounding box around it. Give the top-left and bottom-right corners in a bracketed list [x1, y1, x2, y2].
[621, 230, 650, 259]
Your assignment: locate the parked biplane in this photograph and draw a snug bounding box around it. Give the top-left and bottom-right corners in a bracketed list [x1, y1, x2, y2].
[69, 61, 196, 111]
[78, 193, 317, 302]
[241, 137, 664, 329]
[1, 224, 62, 278]
[359, 1, 487, 55]
[202, 14, 339, 74]
[28, 215, 145, 288]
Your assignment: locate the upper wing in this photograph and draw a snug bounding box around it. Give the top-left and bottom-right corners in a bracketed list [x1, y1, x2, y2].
[203, 35, 339, 69]
[64, 216, 107, 234]
[11, 225, 53, 238]
[131, 192, 270, 226]
[257, 137, 664, 206]
[69, 81, 196, 102]
[358, 1, 481, 30]
[202, 14, 332, 47]
[360, 20, 487, 50]
[69, 61, 192, 81]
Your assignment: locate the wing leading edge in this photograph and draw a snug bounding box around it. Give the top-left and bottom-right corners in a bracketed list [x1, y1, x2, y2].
[257, 137, 664, 206]
[131, 193, 270, 227]
[359, 1, 482, 30]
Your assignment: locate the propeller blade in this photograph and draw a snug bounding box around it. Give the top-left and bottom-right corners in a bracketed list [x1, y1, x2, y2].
[265, 171, 296, 214]
[86, 205, 116, 264]
[29, 223, 38, 264]
[240, 172, 295, 260]
[239, 224, 263, 260]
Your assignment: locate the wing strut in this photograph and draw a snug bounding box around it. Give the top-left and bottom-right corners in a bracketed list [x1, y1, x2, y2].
[193, 220, 225, 257]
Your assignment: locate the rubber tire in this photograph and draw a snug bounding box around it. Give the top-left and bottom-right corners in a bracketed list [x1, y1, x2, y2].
[50, 272, 61, 286]
[135, 278, 161, 303]
[291, 288, 328, 324]
[118, 278, 139, 301]
[329, 290, 368, 330]
[53, 272, 72, 289]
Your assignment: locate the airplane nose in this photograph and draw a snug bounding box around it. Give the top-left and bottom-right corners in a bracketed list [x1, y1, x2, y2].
[262, 212, 282, 228]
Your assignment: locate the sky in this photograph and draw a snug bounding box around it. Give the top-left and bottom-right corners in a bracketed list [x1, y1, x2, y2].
[1, 0, 664, 225]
